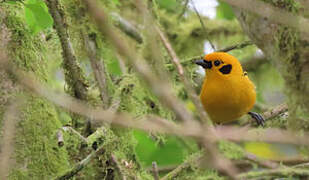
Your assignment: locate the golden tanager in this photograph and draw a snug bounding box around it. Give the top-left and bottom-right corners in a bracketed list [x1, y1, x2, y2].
[195, 52, 265, 125]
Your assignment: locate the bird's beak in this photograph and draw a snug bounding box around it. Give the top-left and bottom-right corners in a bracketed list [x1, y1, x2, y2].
[194, 59, 212, 69]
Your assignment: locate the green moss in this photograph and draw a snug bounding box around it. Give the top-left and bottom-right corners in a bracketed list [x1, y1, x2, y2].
[9, 97, 70, 179]
[157, 11, 242, 57]
[218, 140, 244, 160]
[3, 3, 48, 80]
[0, 3, 72, 179]
[261, 0, 300, 13]
[117, 75, 173, 119]
[169, 153, 225, 180]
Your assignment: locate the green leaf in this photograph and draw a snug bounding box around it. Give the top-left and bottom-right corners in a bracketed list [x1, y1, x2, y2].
[111, 0, 120, 6]
[216, 0, 235, 20]
[133, 130, 190, 167]
[24, 0, 53, 34]
[156, 0, 180, 12]
[4, 0, 18, 5]
[106, 59, 122, 76]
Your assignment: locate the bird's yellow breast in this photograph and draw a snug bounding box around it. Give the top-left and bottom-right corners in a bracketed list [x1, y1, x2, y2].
[198, 52, 256, 123]
[200, 74, 256, 123]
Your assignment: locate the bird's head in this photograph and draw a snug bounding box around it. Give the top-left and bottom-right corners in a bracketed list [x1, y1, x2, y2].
[195, 52, 244, 78]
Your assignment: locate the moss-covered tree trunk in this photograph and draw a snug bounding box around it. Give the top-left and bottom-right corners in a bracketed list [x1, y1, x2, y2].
[0, 4, 71, 179]
[233, 1, 309, 129]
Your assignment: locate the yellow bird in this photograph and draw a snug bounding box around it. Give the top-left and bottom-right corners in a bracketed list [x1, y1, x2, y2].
[195, 52, 264, 125]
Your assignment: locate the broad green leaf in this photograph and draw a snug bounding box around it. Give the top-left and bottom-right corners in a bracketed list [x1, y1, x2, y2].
[134, 130, 190, 167]
[24, 0, 53, 34]
[216, 1, 235, 20]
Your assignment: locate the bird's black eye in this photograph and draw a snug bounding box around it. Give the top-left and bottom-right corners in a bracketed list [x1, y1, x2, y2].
[214, 60, 221, 66]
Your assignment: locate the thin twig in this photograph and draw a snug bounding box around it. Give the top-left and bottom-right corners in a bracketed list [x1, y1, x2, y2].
[178, 0, 189, 19]
[55, 146, 105, 180]
[155, 26, 210, 124]
[156, 26, 184, 76]
[217, 41, 253, 52]
[152, 162, 160, 180]
[190, 0, 215, 50]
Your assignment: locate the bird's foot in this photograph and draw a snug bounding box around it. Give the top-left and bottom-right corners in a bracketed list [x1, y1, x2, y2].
[248, 112, 265, 126]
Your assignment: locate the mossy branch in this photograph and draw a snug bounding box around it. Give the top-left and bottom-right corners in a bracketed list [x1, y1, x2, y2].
[82, 31, 110, 108]
[45, 0, 88, 100]
[111, 12, 143, 43]
[55, 146, 105, 180]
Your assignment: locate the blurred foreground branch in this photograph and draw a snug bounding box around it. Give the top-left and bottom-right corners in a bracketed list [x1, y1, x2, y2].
[0, 99, 24, 180]
[111, 12, 143, 43]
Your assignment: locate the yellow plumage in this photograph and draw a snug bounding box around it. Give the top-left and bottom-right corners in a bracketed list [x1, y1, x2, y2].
[198, 52, 256, 124]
